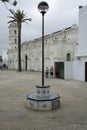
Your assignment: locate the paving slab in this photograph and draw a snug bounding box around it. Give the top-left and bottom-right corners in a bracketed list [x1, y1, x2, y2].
[0, 70, 87, 130]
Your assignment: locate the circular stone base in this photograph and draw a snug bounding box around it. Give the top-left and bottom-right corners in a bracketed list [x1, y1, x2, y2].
[27, 92, 60, 110]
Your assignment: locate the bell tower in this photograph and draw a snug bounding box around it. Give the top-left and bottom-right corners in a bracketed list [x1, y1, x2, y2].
[8, 22, 18, 50]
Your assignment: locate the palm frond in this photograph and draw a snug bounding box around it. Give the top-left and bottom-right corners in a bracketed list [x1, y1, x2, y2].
[8, 9, 32, 25]
[9, 9, 15, 15]
[8, 16, 16, 19]
[8, 20, 16, 24]
[23, 18, 32, 21]
[22, 21, 29, 24]
[22, 18, 32, 24]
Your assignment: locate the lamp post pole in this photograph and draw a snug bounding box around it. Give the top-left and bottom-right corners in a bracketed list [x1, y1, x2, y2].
[38, 1, 49, 86]
[42, 12, 44, 86]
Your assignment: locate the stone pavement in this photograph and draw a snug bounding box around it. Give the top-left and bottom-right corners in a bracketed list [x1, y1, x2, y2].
[0, 70, 87, 130]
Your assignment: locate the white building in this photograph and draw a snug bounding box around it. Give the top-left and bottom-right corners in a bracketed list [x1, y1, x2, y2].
[7, 23, 78, 73]
[0, 50, 8, 69]
[7, 4, 87, 81]
[73, 5, 87, 81]
[8, 23, 78, 73]
[8, 22, 18, 69]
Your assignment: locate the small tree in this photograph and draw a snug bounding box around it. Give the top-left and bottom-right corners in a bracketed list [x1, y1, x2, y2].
[8, 9, 32, 72]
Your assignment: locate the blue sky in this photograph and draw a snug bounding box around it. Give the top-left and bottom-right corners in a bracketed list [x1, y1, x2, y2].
[0, 0, 87, 58]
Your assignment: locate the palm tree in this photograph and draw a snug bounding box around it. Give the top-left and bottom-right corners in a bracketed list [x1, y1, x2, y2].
[8, 9, 32, 72]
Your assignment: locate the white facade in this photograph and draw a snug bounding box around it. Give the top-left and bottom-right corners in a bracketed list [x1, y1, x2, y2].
[7, 5, 87, 81]
[73, 60, 85, 81]
[8, 23, 78, 72]
[64, 62, 73, 80]
[76, 5, 87, 56]
[73, 5, 87, 81]
[8, 22, 18, 50]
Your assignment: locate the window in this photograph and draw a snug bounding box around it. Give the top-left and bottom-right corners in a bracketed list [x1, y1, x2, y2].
[66, 53, 71, 61]
[25, 55, 28, 60]
[14, 39, 17, 44]
[14, 30, 16, 34]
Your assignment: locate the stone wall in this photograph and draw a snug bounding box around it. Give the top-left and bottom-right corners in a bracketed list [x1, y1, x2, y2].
[8, 24, 78, 71]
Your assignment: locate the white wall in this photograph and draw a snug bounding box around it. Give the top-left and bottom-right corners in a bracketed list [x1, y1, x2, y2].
[64, 62, 73, 80]
[73, 60, 85, 81]
[73, 5, 87, 81]
[77, 5, 87, 56]
[8, 24, 78, 71]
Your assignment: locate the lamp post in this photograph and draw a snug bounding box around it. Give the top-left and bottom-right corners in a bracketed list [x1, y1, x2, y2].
[27, 1, 60, 110]
[38, 1, 49, 86]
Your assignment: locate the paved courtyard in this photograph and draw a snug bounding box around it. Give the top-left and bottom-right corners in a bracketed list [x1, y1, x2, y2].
[0, 70, 87, 130]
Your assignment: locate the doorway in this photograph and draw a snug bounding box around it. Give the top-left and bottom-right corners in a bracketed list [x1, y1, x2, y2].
[54, 62, 64, 79]
[85, 62, 87, 81]
[25, 55, 28, 71]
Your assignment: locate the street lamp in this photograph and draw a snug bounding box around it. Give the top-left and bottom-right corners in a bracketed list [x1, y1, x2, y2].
[38, 1, 49, 86]
[27, 1, 60, 110]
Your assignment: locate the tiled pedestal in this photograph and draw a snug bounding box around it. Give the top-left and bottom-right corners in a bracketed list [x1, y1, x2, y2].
[27, 85, 60, 110]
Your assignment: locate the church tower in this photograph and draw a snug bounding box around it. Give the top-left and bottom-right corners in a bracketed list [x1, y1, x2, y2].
[8, 22, 18, 50]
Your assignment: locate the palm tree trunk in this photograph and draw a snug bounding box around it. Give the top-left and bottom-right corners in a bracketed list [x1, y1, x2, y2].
[18, 24, 21, 72]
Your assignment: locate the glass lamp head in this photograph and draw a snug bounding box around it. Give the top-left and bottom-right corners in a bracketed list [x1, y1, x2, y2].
[38, 1, 49, 14]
